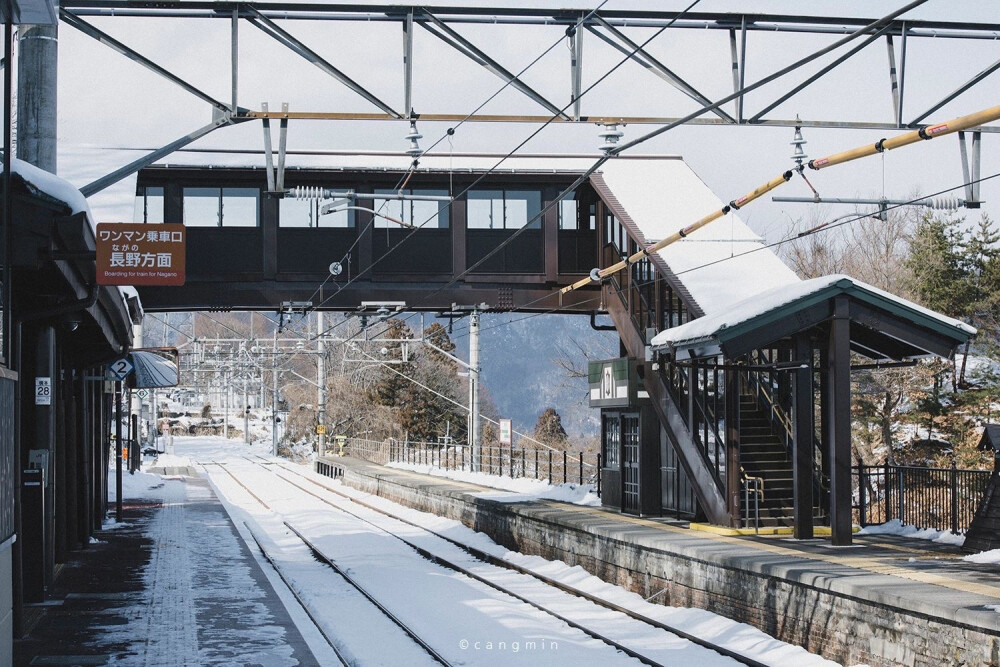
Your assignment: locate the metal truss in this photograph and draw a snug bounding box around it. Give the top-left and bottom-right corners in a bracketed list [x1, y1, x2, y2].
[57, 2, 1000, 194]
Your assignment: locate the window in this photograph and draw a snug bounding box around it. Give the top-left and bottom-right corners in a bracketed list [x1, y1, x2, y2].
[558, 197, 578, 230]
[182, 187, 259, 227]
[133, 186, 164, 224]
[603, 414, 620, 469]
[467, 190, 541, 230]
[372, 189, 449, 229]
[279, 196, 352, 228]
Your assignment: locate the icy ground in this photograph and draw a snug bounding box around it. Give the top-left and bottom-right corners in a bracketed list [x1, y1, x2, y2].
[117, 436, 853, 665]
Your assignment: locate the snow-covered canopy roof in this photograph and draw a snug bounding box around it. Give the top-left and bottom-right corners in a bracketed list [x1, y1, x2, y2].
[8, 157, 142, 322]
[651, 274, 976, 361]
[595, 156, 801, 315]
[13, 157, 93, 223]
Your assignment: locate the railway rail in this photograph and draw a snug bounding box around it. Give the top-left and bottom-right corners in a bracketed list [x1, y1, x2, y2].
[205, 460, 449, 666]
[209, 455, 768, 667]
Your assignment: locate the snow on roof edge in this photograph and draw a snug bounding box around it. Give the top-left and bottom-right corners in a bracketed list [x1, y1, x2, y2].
[651, 274, 976, 351]
[11, 157, 95, 229]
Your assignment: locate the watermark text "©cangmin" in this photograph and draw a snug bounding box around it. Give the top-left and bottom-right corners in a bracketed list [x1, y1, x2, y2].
[458, 638, 558, 653]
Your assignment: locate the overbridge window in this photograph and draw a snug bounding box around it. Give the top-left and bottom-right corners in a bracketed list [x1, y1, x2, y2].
[467, 190, 541, 229]
[279, 197, 352, 228]
[183, 187, 259, 227]
[373, 189, 449, 228]
[133, 186, 164, 224]
[558, 192, 596, 231]
[559, 196, 578, 229]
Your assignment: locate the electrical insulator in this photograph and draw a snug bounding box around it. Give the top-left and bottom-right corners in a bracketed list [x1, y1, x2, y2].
[405, 119, 423, 158]
[790, 115, 808, 167]
[290, 186, 354, 201]
[291, 186, 324, 200]
[919, 195, 963, 210]
[598, 123, 624, 154]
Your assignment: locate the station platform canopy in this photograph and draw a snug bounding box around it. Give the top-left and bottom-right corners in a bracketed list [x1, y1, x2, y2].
[650, 274, 976, 362]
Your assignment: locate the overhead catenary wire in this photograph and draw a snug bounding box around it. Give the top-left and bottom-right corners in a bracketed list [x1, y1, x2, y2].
[302, 1, 612, 315]
[672, 171, 1000, 280]
[351, 343, 565, 452]
[558, 102, 1000, 298]
[311, 0, 703, 312]
[446, 169, 999, 343]
[373, 0, 934, 310]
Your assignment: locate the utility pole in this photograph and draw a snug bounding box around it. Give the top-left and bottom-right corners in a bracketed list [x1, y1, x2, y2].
[272, 332, 278, 456]
[17, 24, 58, 171]
[316, 310, 327, 456]
[223, 368, 229, 439]
[243, 372, 249, 445]
[469, 308, 481, 472]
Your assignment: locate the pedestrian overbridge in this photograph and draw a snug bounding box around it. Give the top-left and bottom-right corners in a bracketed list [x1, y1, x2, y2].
[131, 153, 633, 314]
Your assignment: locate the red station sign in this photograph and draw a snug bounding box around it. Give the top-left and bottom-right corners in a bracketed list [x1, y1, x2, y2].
[96, 223, 186, 286]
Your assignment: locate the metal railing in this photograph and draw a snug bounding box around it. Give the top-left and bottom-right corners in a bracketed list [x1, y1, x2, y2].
[854, 462, 991, 534]
[741, 473, 763, 533]
[340, 436, 602, 495]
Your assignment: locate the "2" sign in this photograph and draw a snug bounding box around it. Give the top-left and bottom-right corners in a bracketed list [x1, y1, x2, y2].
[107, 357, 134, 381]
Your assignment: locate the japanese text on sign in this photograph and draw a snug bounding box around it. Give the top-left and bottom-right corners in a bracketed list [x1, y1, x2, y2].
[96, 223, 186, 286]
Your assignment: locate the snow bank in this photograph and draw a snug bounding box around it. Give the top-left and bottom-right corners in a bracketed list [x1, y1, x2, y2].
[964, 549, 1000, 564]
[857, 519, 965, 546]
[387, 461, 602, 506]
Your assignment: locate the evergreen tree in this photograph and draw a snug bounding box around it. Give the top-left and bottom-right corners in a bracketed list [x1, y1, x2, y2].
[366, 318, 414, 407]
[398, 323, 464, 442]
[534, 407, 568, 446]
[905, 212, 971, 319]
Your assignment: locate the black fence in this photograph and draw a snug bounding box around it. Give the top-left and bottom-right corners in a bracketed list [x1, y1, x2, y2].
[855, 463, 992, 534]
[342, 437, 601, 495]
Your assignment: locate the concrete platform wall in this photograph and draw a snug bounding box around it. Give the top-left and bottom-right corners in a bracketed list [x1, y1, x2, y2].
[335, 462, 1000, 667]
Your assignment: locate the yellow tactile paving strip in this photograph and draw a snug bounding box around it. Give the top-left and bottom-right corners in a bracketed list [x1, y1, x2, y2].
[352, 462, 1000, 601]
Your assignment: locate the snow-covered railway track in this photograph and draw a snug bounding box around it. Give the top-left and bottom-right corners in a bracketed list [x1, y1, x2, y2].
[229, 456, 760, 667]
[205, 461, 450, 667]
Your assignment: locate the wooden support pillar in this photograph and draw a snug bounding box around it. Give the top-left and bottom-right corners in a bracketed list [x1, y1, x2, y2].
[793, 333, 814, 539]
[827, 297, 853, 545]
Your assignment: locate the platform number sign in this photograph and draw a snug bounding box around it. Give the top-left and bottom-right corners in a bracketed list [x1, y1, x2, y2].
[108, 357, 134, 382]
[35, 377, 51, 406]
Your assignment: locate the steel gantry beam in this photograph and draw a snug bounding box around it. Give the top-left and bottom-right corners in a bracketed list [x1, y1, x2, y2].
[59, 2, 1000, 133]
[244, 6, 402, 118]
[59, 2, 1000, 195]
[586, 16, 735, 124]
[416, 10, 569, 120]
[59, 9, 233, 114]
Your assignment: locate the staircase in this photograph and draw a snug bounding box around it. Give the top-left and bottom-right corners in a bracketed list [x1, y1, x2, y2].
[739, 395, 795, 526]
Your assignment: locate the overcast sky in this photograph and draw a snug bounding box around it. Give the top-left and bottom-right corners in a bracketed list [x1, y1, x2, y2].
[50, 1, 1000, 241]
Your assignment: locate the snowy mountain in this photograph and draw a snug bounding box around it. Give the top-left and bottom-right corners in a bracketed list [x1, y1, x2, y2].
[476, 313, 617, 438]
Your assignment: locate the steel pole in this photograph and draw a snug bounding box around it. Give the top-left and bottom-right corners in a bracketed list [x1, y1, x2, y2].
[272, 347, 278, 457]
[469, 309, 481, 472]
[115, 382, 122, 521]
[243, 374, 249, 444]
[223, 369, 229, 439]
[16, 24, 58, 171]
[317, 310, 326, 456]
